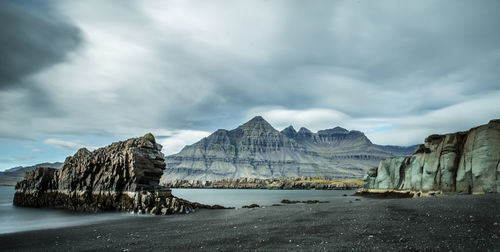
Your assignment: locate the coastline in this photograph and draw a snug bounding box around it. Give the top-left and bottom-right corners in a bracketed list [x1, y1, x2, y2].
[2, 194, 499, 251]
[162, 177, 363, 190]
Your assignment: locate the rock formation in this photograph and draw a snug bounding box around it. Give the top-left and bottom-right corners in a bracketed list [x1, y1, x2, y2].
[14, 134, 225, 214]
[362, 119, 500, 195]
[163, 116, 415, 182]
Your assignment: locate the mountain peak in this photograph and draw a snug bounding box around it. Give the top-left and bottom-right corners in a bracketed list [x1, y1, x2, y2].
[164, 116, 417, 181]
[238, 116, 276, 132]
[248, 115, 265, 123]
[283, 125, 296, 132]
[332, 126, 348, 132]
[318, 126, 349, 134]
[281, 125, 297, 138]
[297, 127, 312, 134]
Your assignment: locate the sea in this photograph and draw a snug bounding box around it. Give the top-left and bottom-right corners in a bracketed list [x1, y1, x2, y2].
[0, 186, 355, 234]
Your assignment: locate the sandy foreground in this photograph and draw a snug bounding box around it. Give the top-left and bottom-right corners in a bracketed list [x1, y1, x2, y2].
[1, 194, 500, 251]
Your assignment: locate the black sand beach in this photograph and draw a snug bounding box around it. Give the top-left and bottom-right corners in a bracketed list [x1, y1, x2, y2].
[1, 194, 500, 251]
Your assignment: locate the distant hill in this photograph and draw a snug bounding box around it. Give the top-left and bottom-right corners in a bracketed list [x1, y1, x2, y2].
[0, 162, 62, 186]
[162, 116, 417, 182]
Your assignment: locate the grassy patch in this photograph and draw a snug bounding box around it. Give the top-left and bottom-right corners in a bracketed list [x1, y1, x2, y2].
[143, 133, 156, 143]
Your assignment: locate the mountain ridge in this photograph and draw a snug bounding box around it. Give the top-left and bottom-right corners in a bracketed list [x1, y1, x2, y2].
[0, 162, 62, 185]
[162, 116, 417, 182]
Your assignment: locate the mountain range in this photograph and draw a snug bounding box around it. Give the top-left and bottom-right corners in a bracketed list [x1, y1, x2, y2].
[162, 116, 416, 182]
[0, 162, 62, 185]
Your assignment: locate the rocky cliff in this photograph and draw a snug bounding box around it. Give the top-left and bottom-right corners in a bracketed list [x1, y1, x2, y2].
[14, 134, 224, 214]
[362, 119, 500, 195]
[163, 116, 415, 181]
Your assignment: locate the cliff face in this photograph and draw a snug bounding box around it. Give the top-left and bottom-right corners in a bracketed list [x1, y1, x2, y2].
[14, 134, 217, 214]
[55, 137, 166, 192]
[163, 116, 415, 182]
[363, 120, 500, 194]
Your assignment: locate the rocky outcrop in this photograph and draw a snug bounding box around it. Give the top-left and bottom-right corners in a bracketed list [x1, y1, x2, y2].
[163, 116, 415, 181]
[362, 119, 500, 195]
[163, 177, 362, 190]
[14, 134, 226, 214]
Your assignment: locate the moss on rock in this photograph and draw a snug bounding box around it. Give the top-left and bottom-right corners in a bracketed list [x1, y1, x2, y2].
[143, 133, 156, 143]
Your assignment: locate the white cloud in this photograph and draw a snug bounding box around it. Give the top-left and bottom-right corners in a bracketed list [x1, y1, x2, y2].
[23, 145, 43, 153]
[367, 91, 500, 145]
[157, 130, 211, 155]
[43, 138, 96, 151]
[246, 107, 349, 131]
[15, 155, 35, 161]
[31, 148, 43, 153]
[1, 0, 500, 164]
[245, 91, 500, 146]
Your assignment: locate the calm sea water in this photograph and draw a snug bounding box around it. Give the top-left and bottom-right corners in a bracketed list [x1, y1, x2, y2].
[172, 188, 356, 208]
[0, 186, 130, 234]
[0, 186, 354, 234]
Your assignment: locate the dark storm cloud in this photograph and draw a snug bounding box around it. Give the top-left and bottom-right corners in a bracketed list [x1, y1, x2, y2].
[0, 1, 81, 89]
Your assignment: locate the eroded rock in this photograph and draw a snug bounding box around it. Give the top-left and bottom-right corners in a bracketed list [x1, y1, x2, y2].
[362, 120, 500, 194]
[13, 134, 226, 214]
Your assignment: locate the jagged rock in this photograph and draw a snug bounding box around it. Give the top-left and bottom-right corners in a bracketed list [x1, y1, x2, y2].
[304, 200, 328, 204]
[279, 199, 328, 204]
[281, 125, 297, 139]
[13, 134, 228, 214]
[281, 199, 300, 204]
[362, 120, 500, 194]
[242, 204, 260, 208]
[163, 116, 416, 181]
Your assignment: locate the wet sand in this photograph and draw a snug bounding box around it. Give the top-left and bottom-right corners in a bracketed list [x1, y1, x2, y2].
[1, 194, 500, 251]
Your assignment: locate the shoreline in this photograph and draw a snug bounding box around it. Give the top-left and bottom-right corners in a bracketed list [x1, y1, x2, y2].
[169, 187, 360, 190]
[2, 194, 499, 251]
[162, 177, 363, 190]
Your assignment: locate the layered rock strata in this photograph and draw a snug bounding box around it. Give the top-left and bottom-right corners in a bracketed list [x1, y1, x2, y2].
[14, 134, 224, 214]
[361, 120, 500, 195]
[163, 116, 415, 181]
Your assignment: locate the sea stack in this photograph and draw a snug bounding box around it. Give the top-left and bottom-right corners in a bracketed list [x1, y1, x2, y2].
[360, 119, 500, 196]
[13, 134, 205, 214]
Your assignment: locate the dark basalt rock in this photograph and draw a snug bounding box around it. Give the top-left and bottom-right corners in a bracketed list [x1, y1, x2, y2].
[13, 134, 228, 214]
[281, 199, 300, 204]
[280, 199, 328, 204]
[242, 204, 260, 208]
[304, 200, 329, 204]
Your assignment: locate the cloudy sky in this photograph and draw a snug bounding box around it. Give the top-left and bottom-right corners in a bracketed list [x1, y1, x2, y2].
[1, 0, 499, 171]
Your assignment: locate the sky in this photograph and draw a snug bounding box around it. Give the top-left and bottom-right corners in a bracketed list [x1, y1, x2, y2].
[1, 0, 499, 171]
